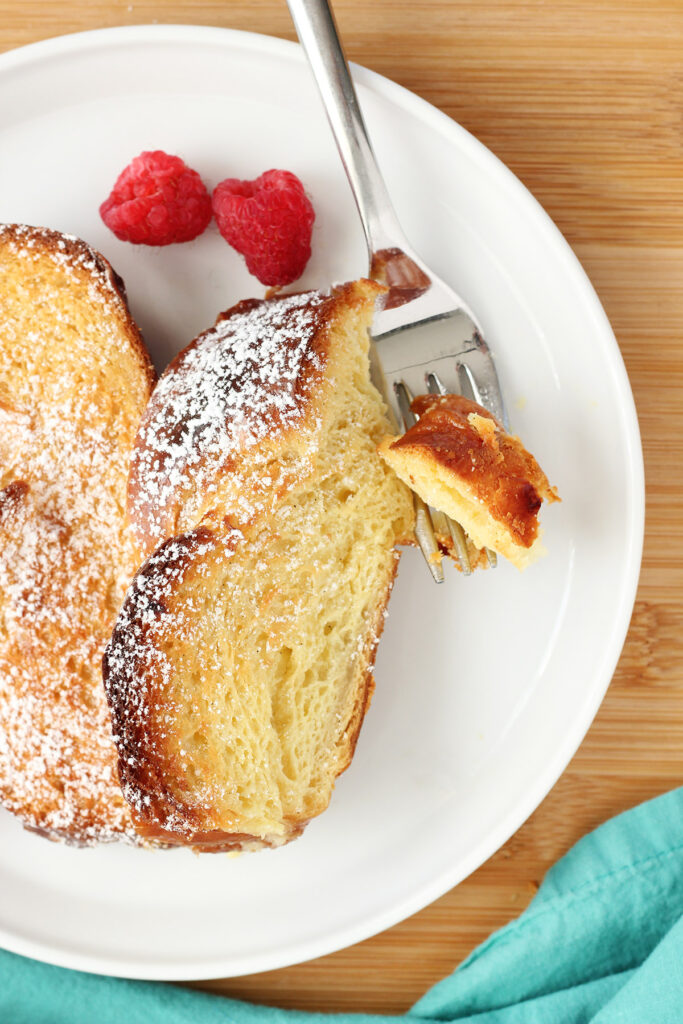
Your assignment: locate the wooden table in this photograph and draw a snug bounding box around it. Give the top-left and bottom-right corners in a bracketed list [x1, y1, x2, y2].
[2, 0, 681, 1013]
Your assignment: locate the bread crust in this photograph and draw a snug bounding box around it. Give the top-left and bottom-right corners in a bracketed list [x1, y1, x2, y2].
[319, 548, 400, 784]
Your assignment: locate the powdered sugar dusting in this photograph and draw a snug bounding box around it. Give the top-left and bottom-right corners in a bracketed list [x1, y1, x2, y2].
[130, 291, 328, 549]
[0, 224, 151, 844]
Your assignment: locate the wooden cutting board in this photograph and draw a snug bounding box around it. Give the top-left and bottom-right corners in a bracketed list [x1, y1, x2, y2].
[1, 0, 681, 1012]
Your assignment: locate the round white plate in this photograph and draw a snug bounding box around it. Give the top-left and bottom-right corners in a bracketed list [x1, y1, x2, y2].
[0, 25, 643, 980]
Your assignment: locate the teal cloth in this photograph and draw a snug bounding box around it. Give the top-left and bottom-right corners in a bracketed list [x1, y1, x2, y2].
[2, 787, 683, 1024]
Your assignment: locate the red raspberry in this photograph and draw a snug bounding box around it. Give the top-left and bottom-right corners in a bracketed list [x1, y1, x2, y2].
[100, 151, 212, 246]
[212, 169, 315, 286]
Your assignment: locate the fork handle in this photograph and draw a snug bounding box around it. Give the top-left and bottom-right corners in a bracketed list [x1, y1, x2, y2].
[287, 0, 408, 258]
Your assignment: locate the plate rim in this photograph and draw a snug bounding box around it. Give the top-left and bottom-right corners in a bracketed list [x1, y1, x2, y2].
[0, 22, 645, 980]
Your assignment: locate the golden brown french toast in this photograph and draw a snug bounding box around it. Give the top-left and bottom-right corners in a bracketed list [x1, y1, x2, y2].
[0, 224, 155, 844]
[378, 392, 559, 570]
[104, 281, 414, 850]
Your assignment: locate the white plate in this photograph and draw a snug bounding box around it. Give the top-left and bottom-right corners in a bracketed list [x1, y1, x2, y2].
[0, 25, 643, 980]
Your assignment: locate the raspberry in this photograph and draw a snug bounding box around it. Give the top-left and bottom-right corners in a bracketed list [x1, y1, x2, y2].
[100, 151, 212, 246]
[212, 169, 315, 286]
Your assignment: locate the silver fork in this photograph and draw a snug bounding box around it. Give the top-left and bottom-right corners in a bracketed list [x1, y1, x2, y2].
[288, 0, 508, 582]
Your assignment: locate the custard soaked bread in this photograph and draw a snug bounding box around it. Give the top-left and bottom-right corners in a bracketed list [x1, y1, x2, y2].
[104, 281, 413, 850]
[379, 393, 559, 570]
[0, 224, 155, 844]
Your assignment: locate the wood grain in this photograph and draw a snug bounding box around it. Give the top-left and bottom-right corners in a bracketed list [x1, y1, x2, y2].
[1, 0, 681, 1013]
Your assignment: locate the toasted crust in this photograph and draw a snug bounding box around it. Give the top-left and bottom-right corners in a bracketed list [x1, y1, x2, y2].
[335, 548, 400, 770]
[105, 281, 414, 851]
[379, 393, 559, 569]
[0, 224, 155, 844]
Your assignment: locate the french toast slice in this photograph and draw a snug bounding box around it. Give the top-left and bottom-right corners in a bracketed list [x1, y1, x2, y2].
[378, 393, 559, 570]
[104, 281, 413, 850]
[0, 224, 155, 844]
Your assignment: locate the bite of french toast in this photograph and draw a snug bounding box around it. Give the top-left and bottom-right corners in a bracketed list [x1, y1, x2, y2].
[378, 392, 559, 570]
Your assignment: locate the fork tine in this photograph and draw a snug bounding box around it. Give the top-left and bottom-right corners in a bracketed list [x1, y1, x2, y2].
[445, 518, 473, 576]
[394, 377, 416, 427]
[456, 362, 480, 405]
[457, 363, 507, 501]
[425, 504, 471, 576]
[394, 380, 444, 583]
[456, 332, 510, 430]
[413, 497, 445, 584]
[427, 371, 498, 571]
[425, 371, 450, 399]
[423, 374, 473, 576]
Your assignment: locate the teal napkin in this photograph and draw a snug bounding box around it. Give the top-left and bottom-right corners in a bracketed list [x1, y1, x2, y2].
[2, 787, 683, 1024]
